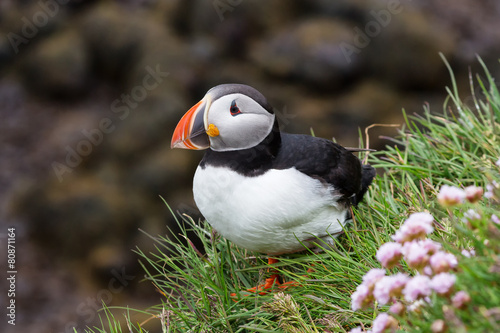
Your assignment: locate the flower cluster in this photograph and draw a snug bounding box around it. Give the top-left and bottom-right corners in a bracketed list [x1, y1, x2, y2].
[350, 211, 468, 333]
[438, 183, 500, 229]
[391, 212, 434, 243]
[350, 168, 500, 332]
[437, 185, 466, 206]
[437, 184, 485, 206]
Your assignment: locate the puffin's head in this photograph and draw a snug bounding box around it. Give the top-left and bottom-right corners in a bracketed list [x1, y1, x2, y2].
[171, 84, 275, 152]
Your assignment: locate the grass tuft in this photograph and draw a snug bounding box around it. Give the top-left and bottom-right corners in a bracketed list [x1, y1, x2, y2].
[84, 57, 500, 332]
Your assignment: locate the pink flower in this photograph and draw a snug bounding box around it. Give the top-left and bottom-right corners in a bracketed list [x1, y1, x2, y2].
[403, 275, 431, 302]
[430, 273, 456, 295]
[496, 158, 500, 167]
[362, 268, 386, 289]
[437, 185, 466, 206]
[376, 243, 403, 268]
[373, 273, 409, 305]
[389, 302, 405, 315]
[461, 249, 475, 258]
[429, 251, 458, 273]
[423, 265, 433, 276]
[463, 209, 481, 223]
[351, 284, 372, 311]
[492, 214, 500, 225]
[452, 291, 471, 309]
[349, 327, 363, 333]
[431, 320, 446, 333]
[419, 239, 441, 255]
[401, 239, 442, 270]
[407, 298, 429, 312]
[402, 241, 430, 269]
[392, 212, 434, 243]
[465, 185, 483, 203]
[391, 231, 405, 243]
[485, 181, 498, 199]
[372, 313, 398, 333]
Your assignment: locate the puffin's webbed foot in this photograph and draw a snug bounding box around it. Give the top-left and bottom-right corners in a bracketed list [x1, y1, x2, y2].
[231, 257, 299, 297]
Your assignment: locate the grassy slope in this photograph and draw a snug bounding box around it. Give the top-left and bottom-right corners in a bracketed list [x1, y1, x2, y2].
[85, 58, 500, 332]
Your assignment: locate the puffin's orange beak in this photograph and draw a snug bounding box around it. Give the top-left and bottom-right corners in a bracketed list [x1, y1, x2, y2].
[171, 99, 210, 149]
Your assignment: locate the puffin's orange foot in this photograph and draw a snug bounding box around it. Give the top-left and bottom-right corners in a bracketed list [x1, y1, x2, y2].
[231, 274, 300, 297]
[230, 257, 300, 298]
[245, 274, 281, 295]
[277, 280, 299, 290]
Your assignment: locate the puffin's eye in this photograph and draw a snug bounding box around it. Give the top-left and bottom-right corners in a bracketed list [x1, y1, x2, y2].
[230, 100, 241, 116]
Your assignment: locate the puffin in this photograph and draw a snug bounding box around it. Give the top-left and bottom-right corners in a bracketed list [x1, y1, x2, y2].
[171, 84, 375, 290]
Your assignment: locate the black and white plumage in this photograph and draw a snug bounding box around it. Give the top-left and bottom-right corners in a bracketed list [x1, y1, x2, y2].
[171, 84, 375, 255]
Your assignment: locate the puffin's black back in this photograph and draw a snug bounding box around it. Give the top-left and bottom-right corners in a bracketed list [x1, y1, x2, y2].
[355, 164, 376, 205]
[273, 133, 374, 204]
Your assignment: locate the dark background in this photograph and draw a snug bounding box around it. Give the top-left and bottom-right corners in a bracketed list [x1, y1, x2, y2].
[1, 0, 500, 332]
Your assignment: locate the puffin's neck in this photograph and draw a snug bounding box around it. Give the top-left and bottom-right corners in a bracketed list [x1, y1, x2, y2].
[200, 118, 281, 177]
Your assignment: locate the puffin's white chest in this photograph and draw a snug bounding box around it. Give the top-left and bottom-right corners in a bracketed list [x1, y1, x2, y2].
[193, 165, 349, 254]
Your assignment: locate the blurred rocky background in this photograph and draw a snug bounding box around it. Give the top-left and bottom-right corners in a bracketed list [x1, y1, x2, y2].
[1, 0, 500, 332]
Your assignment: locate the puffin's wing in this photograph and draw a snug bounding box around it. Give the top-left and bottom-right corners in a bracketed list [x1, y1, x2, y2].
[274, 133, 374, 204]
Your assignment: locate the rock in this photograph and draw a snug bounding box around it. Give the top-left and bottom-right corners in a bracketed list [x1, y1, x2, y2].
[309, 0, 375, 23]
[365, 8, 456, 90]
[10, 174, 144, 260]
[128, 146, 198, 195]
[0, 30, 15, 71]
[333, 80, 402, 124]
[127, 26, 195, 102]
[414, 0, 500, 65]
[79, 3, 148, 83]
[292, 80, 404, 148]
[251, 18, 364, 90]
[0, 2, 67, 55]
[20, 29, 89, 100]
[173, 0, 310, 60]
[105, 89, 188, 160]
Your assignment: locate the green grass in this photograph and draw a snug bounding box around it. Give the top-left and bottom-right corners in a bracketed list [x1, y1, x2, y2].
[82, 57, 500, 332]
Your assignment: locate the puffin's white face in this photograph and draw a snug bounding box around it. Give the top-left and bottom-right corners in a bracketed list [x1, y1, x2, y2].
[205, 93, 275, 151]
[171, 84, 276, 152]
